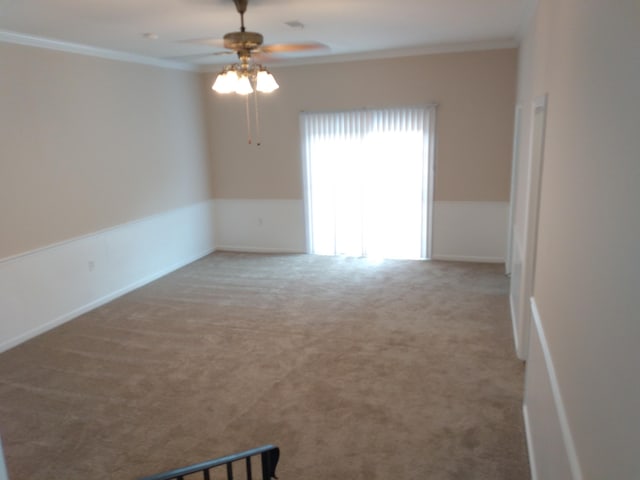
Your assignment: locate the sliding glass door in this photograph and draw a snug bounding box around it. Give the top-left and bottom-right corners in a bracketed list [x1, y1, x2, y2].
[301, 106, 436, 259]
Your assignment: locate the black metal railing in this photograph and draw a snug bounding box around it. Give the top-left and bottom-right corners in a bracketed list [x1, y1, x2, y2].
[139, 444, 280, 480]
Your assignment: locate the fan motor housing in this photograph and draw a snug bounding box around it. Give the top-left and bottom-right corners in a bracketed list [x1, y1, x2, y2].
[224, 31, 264, 51]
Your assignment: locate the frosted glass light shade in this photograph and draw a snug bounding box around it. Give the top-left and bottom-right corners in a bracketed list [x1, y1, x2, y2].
[256, 70, 279, 93]
[235, 75, 254, 95]
[212, 66, 278, 95]
[212, 71, 239, 94]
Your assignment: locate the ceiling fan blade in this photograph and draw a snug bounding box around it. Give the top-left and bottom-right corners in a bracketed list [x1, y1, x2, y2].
[260, 42, 329, 54]
[250, 51, 275, 64]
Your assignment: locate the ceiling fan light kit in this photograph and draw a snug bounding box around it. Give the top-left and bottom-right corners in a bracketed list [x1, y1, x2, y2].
[210, 0, 323, 143]
[211, 59, 279, 95]
[211, 0, 281, 96]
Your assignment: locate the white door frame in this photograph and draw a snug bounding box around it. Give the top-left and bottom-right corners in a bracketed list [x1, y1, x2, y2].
[506, 104, 523, 276]
[424, 106, 437, 259]
[517, 94, 548, 359]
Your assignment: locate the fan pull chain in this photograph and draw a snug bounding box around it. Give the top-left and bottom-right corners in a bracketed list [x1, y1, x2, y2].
[254, 90, 261, 146]
[245, 93, 252, 144]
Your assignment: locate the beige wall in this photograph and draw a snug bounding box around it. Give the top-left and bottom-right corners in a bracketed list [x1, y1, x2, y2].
[205, 48, 517, 201]
[0, 43, 212, 259]
[516, 0, 640, 476]
[0, 43, 516, 261]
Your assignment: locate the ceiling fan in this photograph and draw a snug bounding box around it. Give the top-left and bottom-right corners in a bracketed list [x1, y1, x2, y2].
[184, 0, 328, 64]
[223, 0, 326, 58]
[208, 0, 326, 95]
[206, 0, 326, 144]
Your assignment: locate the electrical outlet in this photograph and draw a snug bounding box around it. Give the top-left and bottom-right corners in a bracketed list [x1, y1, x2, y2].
[88, 261, 95, 272]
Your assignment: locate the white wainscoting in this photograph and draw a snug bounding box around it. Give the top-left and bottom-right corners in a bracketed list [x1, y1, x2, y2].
[214, 199, 306, 253]
[213, 199, 509, 261]
[431, 201, 509, 263]
[524, 298, 582, 480]
[0, 200, 215, 353]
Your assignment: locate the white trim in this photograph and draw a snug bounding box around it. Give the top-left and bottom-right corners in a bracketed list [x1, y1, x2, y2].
[200, 39, 519, 71]
[522, 404, 539, 480]
[425, 105, 438, 260]
[509, 292, 521, 355]
[214, 246, 303, 254]
[0, 200, 216, 353]
[509, 232, 526, 359]
[431, 254, 504, 263]
[0, 202, 208, 265]
[517, 93, 548, 360]
[530, 297, 584, 480]
[506, 104, 523, 275]
[300, 115, 313, 254]
[0, 29, 197, 71]
[432, 200, 508, 207]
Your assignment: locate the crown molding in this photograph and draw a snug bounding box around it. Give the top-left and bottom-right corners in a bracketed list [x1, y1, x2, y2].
[0, 29, 518, 74]
[197, 38, 519, 72]
[0, 29, 198, 72]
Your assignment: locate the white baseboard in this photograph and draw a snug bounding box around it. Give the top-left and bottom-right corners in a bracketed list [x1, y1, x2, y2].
[524, 298, 583, 480]
[431, 201, 508, 263]
[430, 254, 504, 263]
[214, 199, 306, 254]
[0, 200, 215, 352]
[215, 246, 303, 254]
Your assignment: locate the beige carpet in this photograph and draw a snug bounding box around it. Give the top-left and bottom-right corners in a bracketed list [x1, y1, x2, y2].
[0, 252, 529, 479]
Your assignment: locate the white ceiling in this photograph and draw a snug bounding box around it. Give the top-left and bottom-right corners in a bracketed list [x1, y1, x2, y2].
[0, 0, 532, 68]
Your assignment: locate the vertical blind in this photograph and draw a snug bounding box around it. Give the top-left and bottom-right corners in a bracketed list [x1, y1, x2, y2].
[301, 106, 435, 259]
